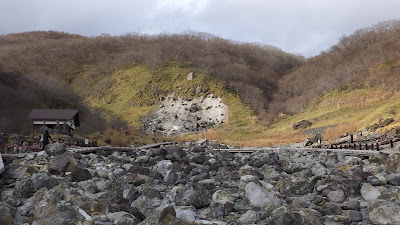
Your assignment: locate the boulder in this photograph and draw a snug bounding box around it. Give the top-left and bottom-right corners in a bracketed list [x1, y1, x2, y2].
[45, 143, 66, 156]
[72, 167, 93, 182]
[174, 205, 198, 223]
[107, 211, 138, 225]
[293, 120, 312, 130]
[369, 202, 400, 225]
[140, 201, 177, 225]
[311, 163, 327, 177]
[316, 202, 342, 216]
[210, 200, 234, 218]
[174, 183, 211, 209]
[0, 202, 15, 225]
[36, 205, 84, 224]
[360, 183, 381, 200]
[327, 189, 346, 203]
[386, 173, 400, 186]
[48, 153, 77, 175]
[82, 199, 108, 216]
[245, 182, 281, 208]
[238, 210, 261, 224]
[343, 210, 363, 222]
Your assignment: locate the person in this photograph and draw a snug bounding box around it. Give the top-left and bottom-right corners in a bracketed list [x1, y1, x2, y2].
[42, 130, 51, 150]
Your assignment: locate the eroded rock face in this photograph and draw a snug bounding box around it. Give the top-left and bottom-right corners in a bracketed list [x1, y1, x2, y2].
[142, 94, 228, 135]
[1, 141, 400, 224]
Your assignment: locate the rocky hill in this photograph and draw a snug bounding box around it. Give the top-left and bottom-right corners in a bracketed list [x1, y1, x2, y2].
[1, 20, 400, 146]
[1, 142, 400, 224]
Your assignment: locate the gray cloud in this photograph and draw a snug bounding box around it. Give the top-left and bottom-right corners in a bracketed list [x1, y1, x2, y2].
[0, 0, 399, 57]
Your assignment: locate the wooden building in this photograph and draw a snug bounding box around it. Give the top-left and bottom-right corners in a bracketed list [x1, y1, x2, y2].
[28, 109, 80, 135]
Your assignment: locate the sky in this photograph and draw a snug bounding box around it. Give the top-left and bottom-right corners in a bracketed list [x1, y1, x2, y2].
[0, 0, 399, 57]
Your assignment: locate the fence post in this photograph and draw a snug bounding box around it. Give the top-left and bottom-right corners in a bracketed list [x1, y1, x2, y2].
[350, 134, 354, 143]
[390, 139, 394, 148]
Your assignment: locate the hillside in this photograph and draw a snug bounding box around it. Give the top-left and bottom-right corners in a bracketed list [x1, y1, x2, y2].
[264, 19, 400, 142]
[0, 31, 302, 143]
[1, 20, 400, 146]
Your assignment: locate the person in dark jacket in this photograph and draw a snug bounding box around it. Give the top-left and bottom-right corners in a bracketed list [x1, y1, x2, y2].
[42, 130, 50, 150]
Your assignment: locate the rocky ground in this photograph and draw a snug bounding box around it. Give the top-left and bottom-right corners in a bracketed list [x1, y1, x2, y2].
[1, 142, 400, 225]
[142, 94, 227, 135]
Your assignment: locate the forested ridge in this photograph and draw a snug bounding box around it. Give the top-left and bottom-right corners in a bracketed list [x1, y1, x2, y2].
[1, 19, 400, 136]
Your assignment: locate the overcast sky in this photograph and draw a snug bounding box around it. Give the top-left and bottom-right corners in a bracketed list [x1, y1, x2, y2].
[1, 0, 399, 57]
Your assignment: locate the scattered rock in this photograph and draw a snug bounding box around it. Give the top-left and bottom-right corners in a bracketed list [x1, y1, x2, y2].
[0, 141, 399, 224]
[293, 120, 312, 130]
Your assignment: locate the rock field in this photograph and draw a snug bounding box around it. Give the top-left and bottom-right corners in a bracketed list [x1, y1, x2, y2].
[1, 142, 400, 224]
[142, 94, 227, 135]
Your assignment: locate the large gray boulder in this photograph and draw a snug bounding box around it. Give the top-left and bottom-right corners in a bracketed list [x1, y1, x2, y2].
[245, 182, 281, 208]
[361, 183, 381, 200]
[45, 143, 66, 156]
[174, 183, 211, 209]
[369, 202, 400, 224]
[49, 153, 77, 175]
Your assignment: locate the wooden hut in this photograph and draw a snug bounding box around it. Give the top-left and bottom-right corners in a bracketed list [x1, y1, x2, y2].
[28, 109, 80, 135]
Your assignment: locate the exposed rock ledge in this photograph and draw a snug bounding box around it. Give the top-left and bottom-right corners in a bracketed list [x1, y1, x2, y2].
[142, 94, 228, 135]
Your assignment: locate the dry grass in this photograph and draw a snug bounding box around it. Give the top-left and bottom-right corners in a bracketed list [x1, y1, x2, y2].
[324, 123, 358, 141]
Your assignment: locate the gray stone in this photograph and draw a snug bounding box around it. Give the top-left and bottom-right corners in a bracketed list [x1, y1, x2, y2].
[212, 190, 235, 202]
[82, 199, 108, 216]
[240, 175, 259, 183]
[245, 182, 281, 208]
[293, 120, 312, 130]
[327, 190, 346, 203]
[49, 153, 77, 175]
[174, 205, 198, 223]
[123, 186, 139, 202]
[1, 189, 21, 207]
[361, 183, 381, 200]
[37, 205, 84, 224]
[0, 202, 15, 225]
[238, 210, 260, 224]
[386, 173, 400, 186]
[311, 163, 327, 177]
[210, 200, 234, 217]
[341, 199, 359, 210]
[139, 186, 162, 199]
[154, 160, 173, 177]
[369, 202, 400, 225]
[72, 167, 92, 182]
[135, 155, 150, 164]
[316, 202, 342, 216]
[368, 174, 387, 185]
[344, 210, 363, 222]
[140, 200, 177, 225]
[45, 143, 66, 156]
[78, 180, 97, 194]
[95, 179, 111, 192]
[107, 211, 138, 225]
[174, 183, 211, 209]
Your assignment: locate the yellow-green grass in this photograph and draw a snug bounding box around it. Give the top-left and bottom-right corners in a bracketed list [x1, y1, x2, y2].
[79, 64, 257, 142]
[74, 63, 400, 147]
[267, 86, 400, 142]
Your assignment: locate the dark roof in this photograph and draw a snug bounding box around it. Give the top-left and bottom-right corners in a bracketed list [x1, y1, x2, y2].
[28, 109, 79, 120]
